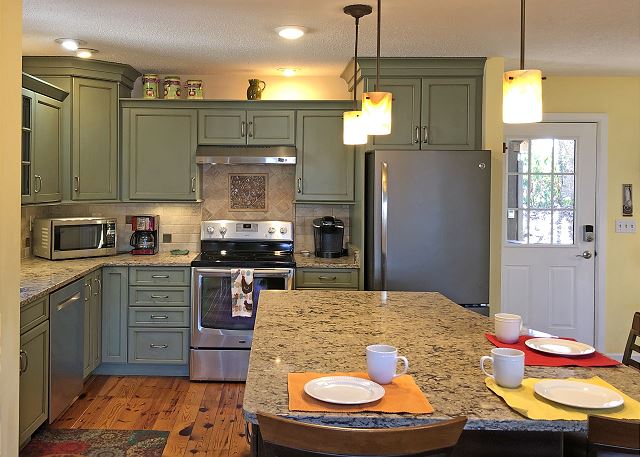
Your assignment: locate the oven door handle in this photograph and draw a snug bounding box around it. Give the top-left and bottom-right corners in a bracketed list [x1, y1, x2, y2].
[194, 268, 293, 277]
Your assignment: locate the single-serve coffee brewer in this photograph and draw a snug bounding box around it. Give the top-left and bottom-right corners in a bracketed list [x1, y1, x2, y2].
[313, 216, 345, 258]
[130, 215, 159, 255]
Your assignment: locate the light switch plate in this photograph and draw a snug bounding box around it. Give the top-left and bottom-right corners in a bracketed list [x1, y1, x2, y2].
[615, 219, 637, 233]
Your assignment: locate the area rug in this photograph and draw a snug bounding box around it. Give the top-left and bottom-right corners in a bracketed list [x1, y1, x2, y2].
[20, 429, 169, 456]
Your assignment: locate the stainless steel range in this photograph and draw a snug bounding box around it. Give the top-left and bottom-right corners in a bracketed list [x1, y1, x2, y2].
[190, 220, 294, 381]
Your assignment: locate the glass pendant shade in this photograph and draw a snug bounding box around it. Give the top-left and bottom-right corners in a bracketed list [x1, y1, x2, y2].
[503, 69, 543, 124]
[343, 110, 368, 145]
[362, 91, 392, 135]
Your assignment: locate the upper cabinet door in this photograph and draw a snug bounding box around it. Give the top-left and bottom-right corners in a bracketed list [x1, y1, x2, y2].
[247, 110, 295, 145]
[421, 78, 478, 150]
[21, 89, 35, 204]
[126, 108, 198, 201]
[33, 94, 62, 203]
[198, 109, 247, 145]
[296, 110, 354, 202]
[365, 78, 422, 150]
[72, 78, 118, 200]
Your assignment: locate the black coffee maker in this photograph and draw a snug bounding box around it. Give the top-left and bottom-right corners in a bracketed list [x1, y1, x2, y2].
[313, 216, 345, 258]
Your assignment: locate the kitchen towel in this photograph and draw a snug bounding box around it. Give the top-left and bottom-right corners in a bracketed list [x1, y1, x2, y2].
[231, 268, 253, 317]
[288, 372, 433, 414]
[485, 334, 620, 367]
[486, 376, 640, 420]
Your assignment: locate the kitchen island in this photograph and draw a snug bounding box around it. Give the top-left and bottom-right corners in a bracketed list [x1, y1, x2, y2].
[243, 290, 640, 455]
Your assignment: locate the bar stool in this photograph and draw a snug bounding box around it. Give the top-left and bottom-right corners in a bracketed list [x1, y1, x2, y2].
[257, 412, 467, 457]
[622, 311, 640, 370]
[564, 416, 640, 457]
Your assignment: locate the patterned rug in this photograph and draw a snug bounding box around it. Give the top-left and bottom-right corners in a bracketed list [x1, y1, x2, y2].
[20, 429, 169, 456]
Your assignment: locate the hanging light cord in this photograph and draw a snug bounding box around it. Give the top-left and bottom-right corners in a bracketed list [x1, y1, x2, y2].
[520, 0, 525, 70]
[353, 16, 360, 109]
[376, 0, 381, 90]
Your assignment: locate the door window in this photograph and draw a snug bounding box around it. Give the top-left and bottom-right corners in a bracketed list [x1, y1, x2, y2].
[506, 139, 576, 245]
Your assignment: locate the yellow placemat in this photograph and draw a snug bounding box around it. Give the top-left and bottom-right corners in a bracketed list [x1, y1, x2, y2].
[486, 376, 640, 420]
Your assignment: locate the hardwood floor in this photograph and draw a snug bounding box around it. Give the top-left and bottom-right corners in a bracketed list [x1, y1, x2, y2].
[51, 375, 251, 457]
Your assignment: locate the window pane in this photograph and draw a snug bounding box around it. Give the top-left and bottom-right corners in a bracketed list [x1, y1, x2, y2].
[530, 175, 552, 208]
[554, 140, 575, 173]
[553, 175, 575, 209]
[529, 210, 552, 244]
[530, 139, 553, 173]
[508, 140, 529, 173]
[552, 210, 574, 245]
[507, 175, 529, 208]
[506, 209, 528, 243]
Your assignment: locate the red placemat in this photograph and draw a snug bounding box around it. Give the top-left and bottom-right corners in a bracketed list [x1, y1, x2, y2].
[485, 333, 620, 367]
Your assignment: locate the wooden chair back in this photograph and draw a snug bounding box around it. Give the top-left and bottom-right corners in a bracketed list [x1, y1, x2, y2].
[622, 311, 640, 370]
[588, 415, 640, 455]
[257, 412, 467, 457]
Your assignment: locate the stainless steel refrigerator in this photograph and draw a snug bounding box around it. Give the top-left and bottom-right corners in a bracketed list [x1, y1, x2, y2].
[365, 149, 491, 305]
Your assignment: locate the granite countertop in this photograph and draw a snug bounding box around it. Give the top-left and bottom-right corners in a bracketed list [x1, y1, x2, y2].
[294, 250, 360, 269]
[243, 290, 640, 432]
[20, 252, 198, 306]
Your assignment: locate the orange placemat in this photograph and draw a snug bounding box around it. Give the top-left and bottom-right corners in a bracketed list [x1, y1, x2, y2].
[288, 372, 434, 414]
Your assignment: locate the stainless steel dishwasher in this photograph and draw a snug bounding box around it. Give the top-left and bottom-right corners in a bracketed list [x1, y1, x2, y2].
[49, 278, 84, 423]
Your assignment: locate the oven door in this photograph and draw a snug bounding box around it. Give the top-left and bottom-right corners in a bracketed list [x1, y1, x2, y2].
[191, 267, 294, 348]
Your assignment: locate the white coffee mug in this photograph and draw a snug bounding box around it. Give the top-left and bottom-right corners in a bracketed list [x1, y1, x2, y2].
[494, 313, 522, 344]
[366, 344, 409, 385]
[480, 348, 525, 388]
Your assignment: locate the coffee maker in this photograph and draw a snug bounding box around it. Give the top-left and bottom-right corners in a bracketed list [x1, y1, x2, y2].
[130, 215, 159, 255]
[313, 216, 345, 258]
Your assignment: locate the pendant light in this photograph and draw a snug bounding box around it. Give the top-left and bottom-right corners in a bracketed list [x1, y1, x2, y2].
[503, 0, 543, 124]
[362, 0, 392, 135]
[343, 4, 372, 145]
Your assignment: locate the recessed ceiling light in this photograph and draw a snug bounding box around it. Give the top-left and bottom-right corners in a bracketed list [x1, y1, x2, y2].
[54, 38, 86, 51]
[278, 68, 298, 77]
[76, 48, 98, 59]
[275, 26, 306, 40]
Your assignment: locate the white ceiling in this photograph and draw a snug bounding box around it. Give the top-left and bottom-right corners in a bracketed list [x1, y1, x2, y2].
[22, 0, 640, 77]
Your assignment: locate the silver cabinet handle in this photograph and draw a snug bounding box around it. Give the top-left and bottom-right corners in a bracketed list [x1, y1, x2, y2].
[414, 126, 420, 144]
[19, 349, 28, 374]
[149, 344, 168, 349]
[150, 294, 169, 299]
[422, 126, 429, 144]
[93, 278, 101, 295]
[84, 282, 92, 301]
[381, 161, 388, 290]
[191, 176, 196, 192]
[318, 276, 337, 281]
[152, 274, 170, 278]
[248, 121, 254, 138]
[297, 177, 302, 194]
[150, 315, 169, 320]
[73, 176, 79, 192]
[34, 175, 41, 193]
[241, 121, 246, 137]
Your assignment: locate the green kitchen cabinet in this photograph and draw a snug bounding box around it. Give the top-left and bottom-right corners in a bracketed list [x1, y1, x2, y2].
[198, 109, 295, 146]
[83, 269, 102, 377]
[123, 108, 199, 201]
[101, 267, 128, 364]
[295, 110, 354, 202]
[19, 320, 49, 447]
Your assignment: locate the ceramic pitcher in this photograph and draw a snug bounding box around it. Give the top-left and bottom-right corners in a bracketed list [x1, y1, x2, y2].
[247, 79, 266, 100]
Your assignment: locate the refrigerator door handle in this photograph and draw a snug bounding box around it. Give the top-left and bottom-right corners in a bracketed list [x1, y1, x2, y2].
[381, 161, 389, 290]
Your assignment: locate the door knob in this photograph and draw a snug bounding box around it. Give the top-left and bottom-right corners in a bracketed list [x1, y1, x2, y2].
[576, 250, 593, 259]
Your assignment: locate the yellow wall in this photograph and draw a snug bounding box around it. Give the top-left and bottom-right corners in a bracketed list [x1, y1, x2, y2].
[543, 77, 640, 353]
[0, 0, 22, 453]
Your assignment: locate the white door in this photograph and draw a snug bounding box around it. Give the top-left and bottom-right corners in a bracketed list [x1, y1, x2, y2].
[502, 123, 597, 344]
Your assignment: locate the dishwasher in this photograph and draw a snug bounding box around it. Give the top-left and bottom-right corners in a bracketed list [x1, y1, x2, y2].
[49, 278, 84, 423]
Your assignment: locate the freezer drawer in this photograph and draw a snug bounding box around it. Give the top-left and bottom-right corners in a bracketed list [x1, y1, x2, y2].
[190, 349, 250, 381]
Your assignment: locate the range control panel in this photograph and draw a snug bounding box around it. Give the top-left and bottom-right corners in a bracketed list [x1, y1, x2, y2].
[201, 220, 293, 241]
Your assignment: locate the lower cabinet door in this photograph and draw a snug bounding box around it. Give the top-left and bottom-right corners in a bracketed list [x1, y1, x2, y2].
[102, 267, 128, 363]
[19, 320, 49, 446]
[128, 328, 189, 364]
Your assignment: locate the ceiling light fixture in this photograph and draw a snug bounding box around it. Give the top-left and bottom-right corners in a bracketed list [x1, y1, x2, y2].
[275, 26, 306, 40]
[361, 0, 392, 136]
[76, 48, 98, 59]
[54, 38, 85, 51]
[343, 4, 372, 146]
[503, 0, 543, 124]
[278, 68, 298, 77]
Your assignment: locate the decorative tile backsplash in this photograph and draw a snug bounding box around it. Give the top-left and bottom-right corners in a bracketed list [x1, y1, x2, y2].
[229, 173, 268, 211]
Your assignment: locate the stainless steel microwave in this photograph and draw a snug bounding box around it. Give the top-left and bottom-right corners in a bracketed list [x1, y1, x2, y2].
[32, 217, 117, 260]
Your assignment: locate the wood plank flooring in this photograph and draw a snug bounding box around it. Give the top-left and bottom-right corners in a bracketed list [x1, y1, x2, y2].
[51, 375, 251, 457]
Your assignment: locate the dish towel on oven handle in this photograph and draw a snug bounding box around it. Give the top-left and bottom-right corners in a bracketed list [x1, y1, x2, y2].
[231, 268, 254, 317]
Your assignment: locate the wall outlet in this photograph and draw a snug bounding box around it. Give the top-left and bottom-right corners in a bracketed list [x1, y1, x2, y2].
[615, 219, 637, 233]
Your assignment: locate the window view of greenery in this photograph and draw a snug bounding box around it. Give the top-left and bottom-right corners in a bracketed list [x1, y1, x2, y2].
[506, 139, 576, 245]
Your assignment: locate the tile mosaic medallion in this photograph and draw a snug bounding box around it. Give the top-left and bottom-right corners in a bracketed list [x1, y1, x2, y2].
[229, 173, 268, 211]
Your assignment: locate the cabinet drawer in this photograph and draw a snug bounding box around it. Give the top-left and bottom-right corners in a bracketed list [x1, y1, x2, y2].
[129, 267, 190, 286]
[129, 306, 190, 327]
[295, 269, 358, 289]
[20, 296, 49, 334]
[129, 287, 190, 307]
[128, 328, 188, 364]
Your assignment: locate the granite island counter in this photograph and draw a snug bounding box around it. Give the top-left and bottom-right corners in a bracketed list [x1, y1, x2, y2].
[243, 291, 640, 439]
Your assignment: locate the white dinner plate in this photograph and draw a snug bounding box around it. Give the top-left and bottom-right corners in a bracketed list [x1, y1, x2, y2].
[525, 338, 595, 356]
[303, 376, 385, 405]
[534, 380, 624, 409]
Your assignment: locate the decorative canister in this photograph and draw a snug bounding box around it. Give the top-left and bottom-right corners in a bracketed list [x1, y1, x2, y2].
[163, 76, 181, 99]
[142, 74, 160, 99]
[185, 80, 203, 99]
[247, 79, 266, 100]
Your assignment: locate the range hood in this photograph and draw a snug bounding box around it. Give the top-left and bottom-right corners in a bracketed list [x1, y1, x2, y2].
[196, 145, 296, 165]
